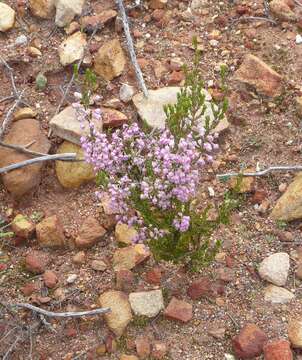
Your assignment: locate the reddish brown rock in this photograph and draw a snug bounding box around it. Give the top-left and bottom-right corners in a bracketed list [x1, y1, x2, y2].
[116, 269, 136, 292]
[21, 282, 38, 296]
[102, 107, 128, 128]
[216, 267, 235, 283]
[151, 341, 168, 359]
[164, 297, 192, 323]
[36, 215, 66, 248]
[187, 277, 212, 299]
[0, 119, 51, 198]
[168, 71, 184, 85]
[234, 54, 283, 97]
[145, 266, 162, 285]
[232, 323, 268, 359]
[270, 0, 296, 21]
[135, 336, 151, 359]
[80, 10, 117, 30]
[113, 244, 150, 271]
[105, 333, 117, 353]
[25, 251, 50, 274]
[75, 216, 106, 249]
[263, 339, 293, 360]
[43, 270, 58, 288]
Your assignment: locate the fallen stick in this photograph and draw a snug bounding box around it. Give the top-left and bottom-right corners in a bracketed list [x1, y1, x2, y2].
[0, 89, 25, 139]
[12, 303, 111, 318]
[116, 0, 148, 97]
[217, 165, 302, 179]
[0, 153, 77, 174]
[0, 56, 19, 97]
[0, 140, 46, 157]
[231, 16, 277, 26]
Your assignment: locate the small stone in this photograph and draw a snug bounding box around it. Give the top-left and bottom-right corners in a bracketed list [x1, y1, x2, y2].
[258, 253, 290, 286]
[168, 71, 184, 85]
[91, 259, 107, 271]
[55, 0, 86, 27]
[116, 269, 136, 292]
[234, 54, 283, 97]
[296, 263, 302, 280]
[296, 97, 302, 117]
[11, 214, 35, 239]
[149, 0, 167, 9]
[145, 266, 162, 285]
[129, 290, 164, 318]
[164, 297, 192, 323]
[216, 267, 235, 283]
[0, 3, 15, 32]
[264, 285, 295, 304]
[232, 323, 268, 359]
[21, 282, 38, 296]
[113, 244, 150, 271]
[36, 215, 66, 248]
[25, 251, 50, 274]
[55, 141, 95, 188]
[263, 339, 293, 360]
[135, 336, 151, 359]
[151, 341, 167, 359]
[15, 34, 28, 46]
[187, 277, 210, 299]
[28, 46, 42, 57]
[99, 290, 133, 336]
[29, 0, 55, 19]
[208, 327, 226, 340]
[75, 216, 106, 249]
[72, 251, 86, 264]
[94, 39, 126, 81]
[14, 108, 37, 121]
[270, 0, 296, 21]
[115, 223, 138, 245]
[65, 21, 80, 35]
[288, 318, 302, 348]
[66, 274, 77, 284]
[229, 169, 255, 193]
[119, 84, 135, 103]
[296, 34, 302, 45]
[96, 344, 107, 355]
[105, 334, 117, 353]
[59, 31, 87, 66]
[36, 73, 47, 91]
[120, 355, 138, 360]
[43, 270, 58, 288]
[53, 287, 66, 301]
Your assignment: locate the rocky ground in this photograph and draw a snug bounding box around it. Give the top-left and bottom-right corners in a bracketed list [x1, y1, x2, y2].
[1, 0, 302, 359]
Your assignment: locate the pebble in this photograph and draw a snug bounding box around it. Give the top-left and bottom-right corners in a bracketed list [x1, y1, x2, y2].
[129, 290, 164, 318]
[15, 34, 28, 46]
[66, 274, 78, 284]
[164, 297, 192, 323]
[288, 318, 302, 348]
[264, 285, 295, 304]
[91, 260, 107, 271]
[0, 3, 15, 32]
[119, 84, 135, 103]
[258, 252, 290, 286]
[232, 323, 267, 358]
[296, 34, 302, 45]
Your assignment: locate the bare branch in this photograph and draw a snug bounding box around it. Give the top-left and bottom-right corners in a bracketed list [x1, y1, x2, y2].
[0, 89, 25, 140]
[217, 165, 302, 179]
[0, 140, 46, 157]
[231, 16, 277, 26]
[3, 335, 21, 360]
[11, 303, 111, 318]
[0, 153, 77, 174]
[0, 56, 19, 97]
[116, 0, 148, 97]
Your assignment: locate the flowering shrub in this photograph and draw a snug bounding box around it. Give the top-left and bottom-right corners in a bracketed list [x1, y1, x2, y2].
[75, 42, 234, 270]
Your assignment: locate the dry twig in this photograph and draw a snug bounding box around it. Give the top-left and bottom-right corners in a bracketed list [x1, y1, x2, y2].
[231, 16, 277, 26]
[116, 0, 148, 97]
[0, 153, 77, 174]
[217, 165, 302, 179]
[12, 303, 111, 318]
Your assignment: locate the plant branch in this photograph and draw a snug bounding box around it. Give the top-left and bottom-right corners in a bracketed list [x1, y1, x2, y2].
[0, 153, 77, 174]
[0, 140, 46, 157]
[0, 89, 25, 140]
[217, 165, 302, 179]
[116, 0, 148, 97]
[11, 303, 111, 318]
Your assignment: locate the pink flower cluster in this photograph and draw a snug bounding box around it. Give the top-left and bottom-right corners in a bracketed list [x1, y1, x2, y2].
[75, 101, 218, 243]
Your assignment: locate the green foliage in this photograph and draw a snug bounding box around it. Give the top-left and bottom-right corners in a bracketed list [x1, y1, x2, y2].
[35, 72, 47, 91]
[73, 65, 98, 108]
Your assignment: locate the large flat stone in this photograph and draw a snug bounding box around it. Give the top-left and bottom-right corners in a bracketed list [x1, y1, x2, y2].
[49, 106, 127, 144]
[132, 87, 228, 131]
